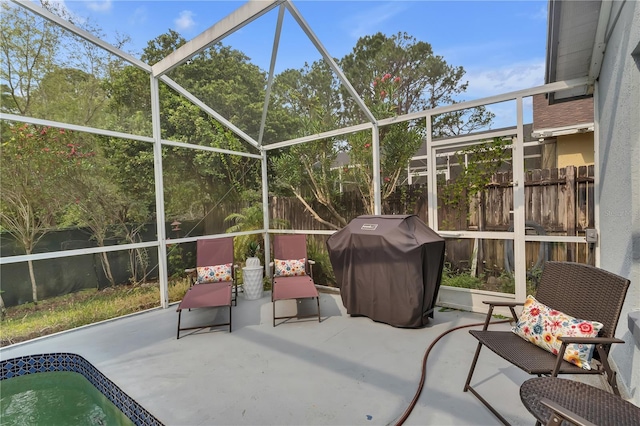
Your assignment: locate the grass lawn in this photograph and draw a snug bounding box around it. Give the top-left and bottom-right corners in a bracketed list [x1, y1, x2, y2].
[0, 278, 191, 347]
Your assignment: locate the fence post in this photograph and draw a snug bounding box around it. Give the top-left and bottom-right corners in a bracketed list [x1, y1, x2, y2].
[566, 166, 576, 261]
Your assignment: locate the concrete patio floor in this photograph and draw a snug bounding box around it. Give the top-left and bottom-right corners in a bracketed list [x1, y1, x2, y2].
[1, 291, 545, 425]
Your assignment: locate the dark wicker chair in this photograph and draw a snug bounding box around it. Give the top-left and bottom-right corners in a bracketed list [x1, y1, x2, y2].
[520, 377, 640, 426]
[463, 261, 630, 425]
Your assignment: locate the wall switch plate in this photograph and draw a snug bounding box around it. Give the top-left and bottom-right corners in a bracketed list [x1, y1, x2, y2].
[585, 228, 598, 243]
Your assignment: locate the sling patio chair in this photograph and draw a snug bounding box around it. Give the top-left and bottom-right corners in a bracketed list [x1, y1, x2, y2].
[271, 234, 321, 327]
[463, 261, 630, 425]
[177, 237, 238, 339]
[176, 281, 232, 339]
[185, 237, 240, 305]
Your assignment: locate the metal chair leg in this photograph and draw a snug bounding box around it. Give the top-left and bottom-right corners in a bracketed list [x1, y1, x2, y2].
[464, 341, 483, 391]
[464, 341, 511, 425]
[177, 310, 182, 339]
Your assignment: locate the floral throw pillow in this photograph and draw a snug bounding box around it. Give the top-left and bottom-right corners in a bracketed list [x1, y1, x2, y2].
[274, 258, 306, 277]
[196, 263, 233, 283]
[512, 295, 603, 370]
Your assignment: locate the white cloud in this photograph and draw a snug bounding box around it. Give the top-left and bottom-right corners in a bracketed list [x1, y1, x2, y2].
[463, 60, 545, 100]
[343, 2, 409, 39]
[39, 0, 86, 25]
[532, 4, 548, 22]
[85, 0, 112, 13]
[174, 10, 196, 32]
[457, 61, 543, 129]
[483, 101, 531, 129]
[436, 39, 517, 65]
[129, 6, 147, 26]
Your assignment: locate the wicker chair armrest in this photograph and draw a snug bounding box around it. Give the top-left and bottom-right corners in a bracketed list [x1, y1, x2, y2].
[185, 268, 196, 274]
[477, 300, 522, 329]
[308, 259, 316, 265]
[482, 300, 523, 307]
[557, 336, 625, 345]
[539, 398, 596, 426]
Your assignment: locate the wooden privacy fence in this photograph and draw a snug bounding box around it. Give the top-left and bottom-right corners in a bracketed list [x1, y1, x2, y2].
[0, 166, 594, 306]
[258, 165, 594, 274]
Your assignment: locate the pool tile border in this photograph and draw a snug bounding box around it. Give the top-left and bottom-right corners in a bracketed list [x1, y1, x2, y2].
[1, 352, 163, 426]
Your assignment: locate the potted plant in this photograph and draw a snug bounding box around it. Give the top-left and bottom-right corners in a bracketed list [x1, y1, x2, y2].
[245, 241, 261, 267]
[243, 241, 263, 300]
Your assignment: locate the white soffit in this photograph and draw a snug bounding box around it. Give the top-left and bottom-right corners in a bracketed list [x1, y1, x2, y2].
[532, 122, 595, 139]
[546, 0, 601, 102]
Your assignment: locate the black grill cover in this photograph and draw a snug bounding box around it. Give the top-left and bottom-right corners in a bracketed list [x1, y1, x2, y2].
[327, 215, 445, 328]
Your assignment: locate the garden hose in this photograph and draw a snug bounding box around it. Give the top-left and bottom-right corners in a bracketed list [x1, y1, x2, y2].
[393, 318, 512, 426]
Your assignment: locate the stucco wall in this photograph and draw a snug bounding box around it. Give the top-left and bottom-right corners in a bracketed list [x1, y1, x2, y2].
[557, 133, 594, 168]
[596, 0, 640, 405]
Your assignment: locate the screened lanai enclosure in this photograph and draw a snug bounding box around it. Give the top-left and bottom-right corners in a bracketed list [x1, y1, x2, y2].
[1, 0, 597, 314]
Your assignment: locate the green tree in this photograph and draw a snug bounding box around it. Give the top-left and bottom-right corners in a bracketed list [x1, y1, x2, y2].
[105, 31, 282, 222]
[269, 61, 347, 229]
[441, 137, 512, 213]
[1, 1, 117, 126]
[340, 32, 493, 132]
[0, 1, 61, 115]
[0, 123, 94, 303]
[29, 67, 108, 126]
[60, 152, 127, 287]
[344, 72, 423, 215]
[270, 32, 491, 227]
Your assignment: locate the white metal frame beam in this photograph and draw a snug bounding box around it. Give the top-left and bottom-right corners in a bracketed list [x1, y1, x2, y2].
[0, 241, 158, 265]
[1, 0, 598, 314]
[159, 76, 260, 149]
[263, 122, 373, 150]
[150, 75, 169, 309]
[378, 78, 589, 127]
[152, 0, 283, 77]
[258, 4, 286, 146]
[284, 1, 377, 125]
[0, 113, 154, 143]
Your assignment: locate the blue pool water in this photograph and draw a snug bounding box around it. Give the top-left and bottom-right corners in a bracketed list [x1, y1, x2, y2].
[0, 353, 162, 426]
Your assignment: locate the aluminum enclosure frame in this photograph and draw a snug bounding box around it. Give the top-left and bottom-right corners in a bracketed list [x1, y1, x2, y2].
[0, 0, 594, 314]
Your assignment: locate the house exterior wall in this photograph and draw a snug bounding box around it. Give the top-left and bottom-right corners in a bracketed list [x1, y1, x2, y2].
[532, 93, 593, 129]
[556, 133, 594, 168]
[596, 0, 640, 405]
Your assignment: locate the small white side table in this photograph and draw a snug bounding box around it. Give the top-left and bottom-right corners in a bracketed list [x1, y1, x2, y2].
[242, 266, 264, 300]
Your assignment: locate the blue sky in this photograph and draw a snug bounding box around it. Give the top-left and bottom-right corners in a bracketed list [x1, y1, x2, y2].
[59, 0, 549, 126]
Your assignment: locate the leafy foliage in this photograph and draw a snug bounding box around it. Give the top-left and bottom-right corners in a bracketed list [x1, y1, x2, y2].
[224, 204, 289, 263]
[246, 241, 261, 258]
[270, 32, 494, 228]
[441, 137, 512, 212]
[0, 123, 95, 302]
